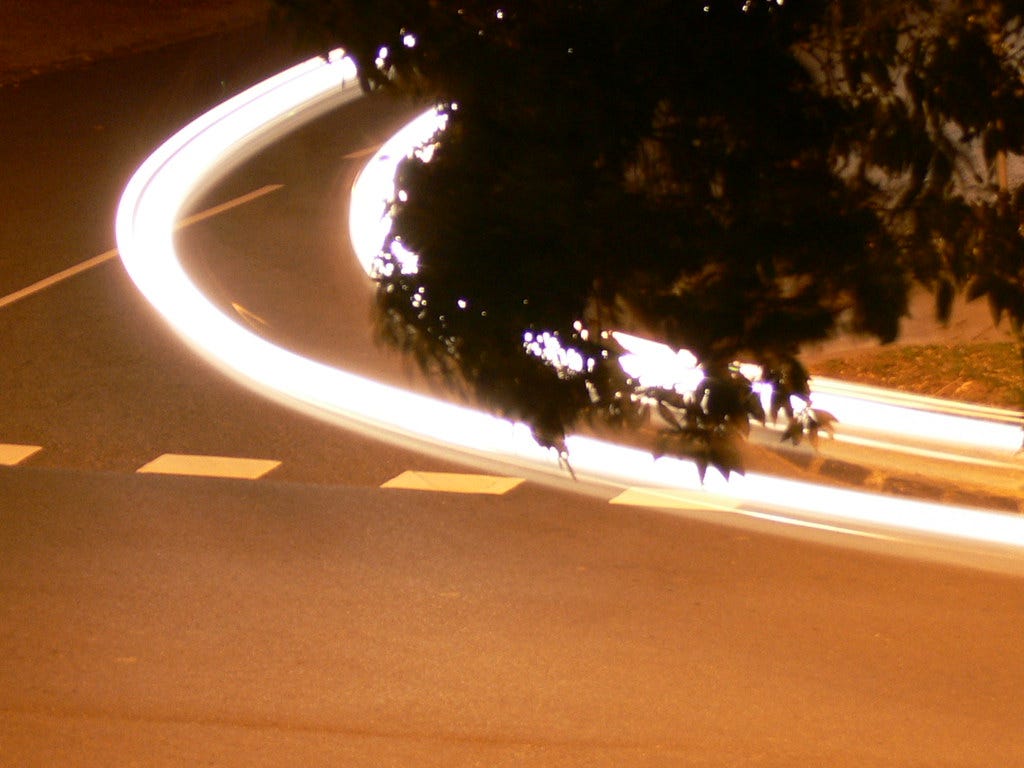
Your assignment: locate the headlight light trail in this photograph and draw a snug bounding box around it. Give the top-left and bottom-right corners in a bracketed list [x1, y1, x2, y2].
[117, 52, 1024, 573]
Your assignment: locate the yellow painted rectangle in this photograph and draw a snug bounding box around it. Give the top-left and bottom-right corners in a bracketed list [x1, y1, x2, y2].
[0, 443, 42, 466]
[610, 487, 739, 512]
[381, 470, 524, 495]
[137, 453, 280, 480]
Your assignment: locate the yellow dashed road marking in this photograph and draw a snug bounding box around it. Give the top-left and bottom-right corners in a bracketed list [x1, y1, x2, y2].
[0, 443, 43, 466]
[136, 453, 281, 480]
[381, 470, 525, 495]
[231, 301, 270, 330]
[610, 487, 740, 512]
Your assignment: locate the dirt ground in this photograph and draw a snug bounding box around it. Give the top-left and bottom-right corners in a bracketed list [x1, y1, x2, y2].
[0, 0, 271, 84]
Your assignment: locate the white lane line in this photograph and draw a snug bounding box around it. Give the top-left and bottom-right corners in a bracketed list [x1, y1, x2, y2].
[174, 183, 283, 228]
[0, 250, 120, 310]
[381, 470, 525, 495]
[0, 443, 43, 466]
[136, 453, 281, 479]
[0, 184, 283, 311]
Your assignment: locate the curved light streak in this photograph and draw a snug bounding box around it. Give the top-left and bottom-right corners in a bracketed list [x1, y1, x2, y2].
[117, 52, 1024, 572]
[351, 110, 1023, 459]
[117, 54, 557, 472]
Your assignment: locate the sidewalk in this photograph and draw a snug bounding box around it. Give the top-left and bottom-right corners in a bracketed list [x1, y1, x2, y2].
[0, 0, 269, 85]
[803, 285, 1013, 364]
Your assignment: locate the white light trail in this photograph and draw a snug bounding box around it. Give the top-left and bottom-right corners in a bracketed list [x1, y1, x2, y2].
[810, 378, 1021, 453]
[350, 109, 1022, 459]
[116, 53, 558, 473]
[117, 51, 1024, 571]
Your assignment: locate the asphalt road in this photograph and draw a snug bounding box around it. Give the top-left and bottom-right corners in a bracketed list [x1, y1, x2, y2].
[2, 27, 1024, 767]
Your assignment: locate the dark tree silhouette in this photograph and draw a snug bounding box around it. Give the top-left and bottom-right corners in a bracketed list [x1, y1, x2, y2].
[273, 0, 1024, 474]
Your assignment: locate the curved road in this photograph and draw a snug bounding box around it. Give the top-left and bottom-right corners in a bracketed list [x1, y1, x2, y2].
[1, 29, 1023, 767]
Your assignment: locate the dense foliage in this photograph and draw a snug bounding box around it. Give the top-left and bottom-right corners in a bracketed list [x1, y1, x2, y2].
[273, 0, 1024, 475]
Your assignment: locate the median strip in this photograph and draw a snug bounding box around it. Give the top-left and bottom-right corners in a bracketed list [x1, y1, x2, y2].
[381, 470, 525, 495]
[136, 453, 281, 480]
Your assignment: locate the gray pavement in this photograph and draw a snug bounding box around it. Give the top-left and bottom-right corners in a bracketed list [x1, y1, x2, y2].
[3, 16, 1024, 768]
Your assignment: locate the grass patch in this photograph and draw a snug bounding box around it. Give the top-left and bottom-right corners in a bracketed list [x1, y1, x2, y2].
[809, 342, 1023, 410]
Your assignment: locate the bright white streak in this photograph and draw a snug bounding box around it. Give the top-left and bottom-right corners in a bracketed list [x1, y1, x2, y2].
[117, 53, 555, 470]
[348, 108, 446, 276]
[117, 52, 1024, 565]
[611, 335, 1022, 455]
[347, 91, 1022, 459]
[810, 377, 1021, 452]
